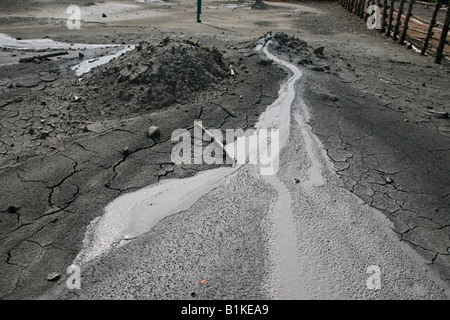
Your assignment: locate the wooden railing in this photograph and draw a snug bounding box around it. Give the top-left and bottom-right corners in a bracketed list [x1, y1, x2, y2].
[338, 0, 450, 63]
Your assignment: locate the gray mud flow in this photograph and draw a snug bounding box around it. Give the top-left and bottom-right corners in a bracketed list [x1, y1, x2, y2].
[46, 34, 449, 300]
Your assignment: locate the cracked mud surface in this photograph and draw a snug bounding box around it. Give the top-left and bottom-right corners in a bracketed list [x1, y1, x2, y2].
[294, 6, 450, 284]
[0, 0, 449, 298]
[0, 35, 284, 299]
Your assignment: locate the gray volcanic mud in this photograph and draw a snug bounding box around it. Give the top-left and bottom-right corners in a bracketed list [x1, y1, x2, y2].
[265, 32, 450, 286]
[42, 32, 450, 300]
[0, 35, 285, 299]
[74, 39, 229, 118]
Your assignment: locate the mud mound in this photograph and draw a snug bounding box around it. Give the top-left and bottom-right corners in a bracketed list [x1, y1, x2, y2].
[264, 32, 310, 53]
[251, 0, 270, 10]
[77, 39, 229, 118]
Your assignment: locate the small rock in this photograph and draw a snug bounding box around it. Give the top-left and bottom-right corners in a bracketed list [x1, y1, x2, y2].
[294, 178, 300, 184]
[163, 36, 170, 45]
[7, 206, 17, 213]
[38, 132, 50, 139]
[329, 96, 339, 101]
[147, 126, 160, 138]
[311, 66, 325, 72]
[313, 46, 325, 55]
[102, 13, 107, 18]
[50, 217, 58, 223]
[385, 177, 393, 184]
[47, 272, 61, 282]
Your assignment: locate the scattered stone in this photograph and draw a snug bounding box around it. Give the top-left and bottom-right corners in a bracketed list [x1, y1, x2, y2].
[102, 13, 107, 18]
[7, 206, 17, 213]
[50, 217, 58, 223]
[147, 126, 160, 138]
[163, 36, 170, 45]
[47, 273, 61, 282]
[386, 177, 393, 184]
[258, 58, 273, 66]
[311, 66, 325, 72]
[210, 47, 223, 60]
[313, 46, 325, 55]
[78, 52, 85, 59]
[298, 58, 312, 66]
[294, 178, 300, 184]
[329, 96, 339, 101]
[38, 132, 50, 139]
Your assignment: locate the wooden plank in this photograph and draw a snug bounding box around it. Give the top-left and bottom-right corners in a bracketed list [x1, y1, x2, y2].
[19, 51, 69, 63]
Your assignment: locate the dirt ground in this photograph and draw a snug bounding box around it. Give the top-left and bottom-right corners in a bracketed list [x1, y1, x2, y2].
[0, 0, 449, 299]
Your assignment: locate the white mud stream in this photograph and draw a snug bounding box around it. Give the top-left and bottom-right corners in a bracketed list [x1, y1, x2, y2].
[73, 35, 449, 299]
[0, 33, 133, 72]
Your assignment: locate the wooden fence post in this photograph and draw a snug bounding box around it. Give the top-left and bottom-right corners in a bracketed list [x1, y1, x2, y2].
[435, 1, 450, 64]
[387, 0, 395, 35]
[393, 0, 406, 40]
[357, 0, 362, 16]
[360, 0, 366, 18]
[399, 0, 416, 44]
[421, 0, 442, 55]
[381, 0, 388, 33]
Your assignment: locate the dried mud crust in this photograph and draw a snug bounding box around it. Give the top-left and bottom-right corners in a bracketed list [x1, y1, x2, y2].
[266, 31, 450, 285]
[78, 40, 230, 117]
[0, 35, 286, 299]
